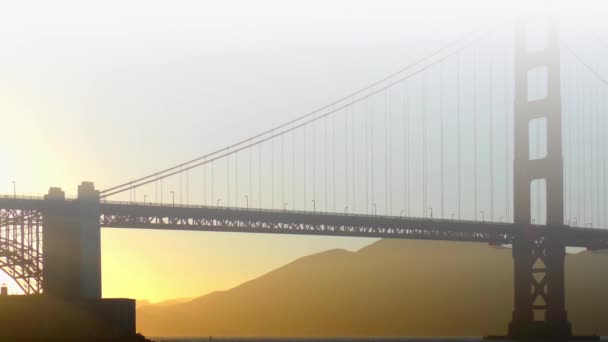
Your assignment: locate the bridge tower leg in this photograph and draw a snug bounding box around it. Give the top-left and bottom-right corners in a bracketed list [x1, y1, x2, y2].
[508, 18, 572, 339]
[42, 182, 101, 298]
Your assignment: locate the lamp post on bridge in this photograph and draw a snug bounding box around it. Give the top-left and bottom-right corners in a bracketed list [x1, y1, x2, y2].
[345, 206, 349, 214]
[143, 195, 147, 205]
[372, 203, 377, 216]
[217, 198, 221, 207]
[283, 202, 287, 211]
[170, 191, 175, 207]
[400, 210, 405, 218]
[312, 200, 316, 213]
[428, 207, 433, 219]
[480, 210, 485, 222]
[451, 212, 456, 220]
[244, 195, 249, 209]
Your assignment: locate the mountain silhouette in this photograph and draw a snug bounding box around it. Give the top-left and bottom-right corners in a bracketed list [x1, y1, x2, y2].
[137, 239, 608, 337]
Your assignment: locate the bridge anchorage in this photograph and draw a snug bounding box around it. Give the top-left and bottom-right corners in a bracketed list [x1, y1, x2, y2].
[1, 15, 608, 341]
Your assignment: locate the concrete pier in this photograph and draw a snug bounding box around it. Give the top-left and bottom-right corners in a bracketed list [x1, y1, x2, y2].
[42, 182, 101, 298]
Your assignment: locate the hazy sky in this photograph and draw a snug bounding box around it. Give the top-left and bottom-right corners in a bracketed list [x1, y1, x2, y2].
[0, 0, 607, 301]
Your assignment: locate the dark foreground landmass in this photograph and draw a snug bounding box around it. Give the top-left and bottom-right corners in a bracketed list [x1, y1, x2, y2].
[153, 337, 608, 342]
[138, 239, 608, 337]
[6, 334, 154, 342]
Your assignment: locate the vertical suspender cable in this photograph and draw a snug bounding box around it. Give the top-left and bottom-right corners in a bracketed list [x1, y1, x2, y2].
[333, 113, 336, 212]
[235, 152, 238, 207]
[592, 73, 597, 226]
[423, 74, 428, 218]
[313, 117, 316, 210]
[388, 89, 392, 215]
[595, 85, 600, 227]
[325, 117, 328, 212]
[249, 146, 252, 207]
[365, 100, 369, 214]
[385, 91, 389, 215]
[180, 167, 183, 205]
[588, 76, 593, 226]
[270, 131, 274, 209]
[505, 44, 511, 222]
[440, 63, 445, 219]
[293, 130, 296, 210]
[304, 124, 307, 210]
[350, 106, 356, 213]
[227, 154, 230, 206]
[473, 48, 478, 221]
[457, 53, 462, 219]
[203, 165, 206, 206]
[489, 52, 494, 222]
[583, 70, 587, 225]
[371, 101, 375, 213]
[281, 133, 284, 209]
[562, 56, 568, 224]
[536, 107, 541, 223]
[407, 80, 411, 216]
[258, 144, 262, 208]
[186, 170, 189, 205]
[577, 64, 582, 224]
[565, 56, 570, 223]
[604, 86, 607, 228]
[352, 105, 356, 213]
[403, 80, 408, 216]
[345, 108, 349, 211]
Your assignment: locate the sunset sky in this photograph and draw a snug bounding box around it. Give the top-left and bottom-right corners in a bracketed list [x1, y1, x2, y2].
[0, 1, 605, 302]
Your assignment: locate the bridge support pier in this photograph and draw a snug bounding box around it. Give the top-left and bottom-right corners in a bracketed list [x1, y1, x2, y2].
[43, 182, 101, 298]
[29, 182, 137, 339]
[508, 238, 572, 339]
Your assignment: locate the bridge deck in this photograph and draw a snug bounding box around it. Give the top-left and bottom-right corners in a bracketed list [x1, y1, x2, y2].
[1, 196, 607, 248]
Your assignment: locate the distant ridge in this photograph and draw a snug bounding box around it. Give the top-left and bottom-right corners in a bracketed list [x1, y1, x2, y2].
[137, 298, 192, 309]
[137, 239, 608, 337]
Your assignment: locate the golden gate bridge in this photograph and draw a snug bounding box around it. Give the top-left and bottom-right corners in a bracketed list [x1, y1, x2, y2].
[1, 17, 608, 339]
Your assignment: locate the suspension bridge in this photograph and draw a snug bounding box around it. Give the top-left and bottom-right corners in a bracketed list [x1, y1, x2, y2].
[1, 17, 608, 339]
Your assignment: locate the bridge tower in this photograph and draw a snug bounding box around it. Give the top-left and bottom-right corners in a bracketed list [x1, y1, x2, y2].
[42, 182, 101, 298]
[509, 18, 572, 339]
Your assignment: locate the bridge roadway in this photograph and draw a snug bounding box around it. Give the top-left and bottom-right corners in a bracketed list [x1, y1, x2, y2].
[2, 196, 608, 249]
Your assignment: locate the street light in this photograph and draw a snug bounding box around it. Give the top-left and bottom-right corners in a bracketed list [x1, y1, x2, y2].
[573, 217, 577, 227]
[480, 210, 485, 222]
[372, 203, 377, 215]
[451, 212, 456, 220]
[11, 181, 16, 199]
[144, 195, 147, 205]
[283, 203, 288, 211]
[312, 200, 316, 213]
[499, 216, 504, 223]
[345, 206, 349, 214]
[217, 198, 222, 206]
[428, 207, 433, 219]
[244, 195, 249, 209]
[400, 210, 405, 218]
[170, 191, 175, 207]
